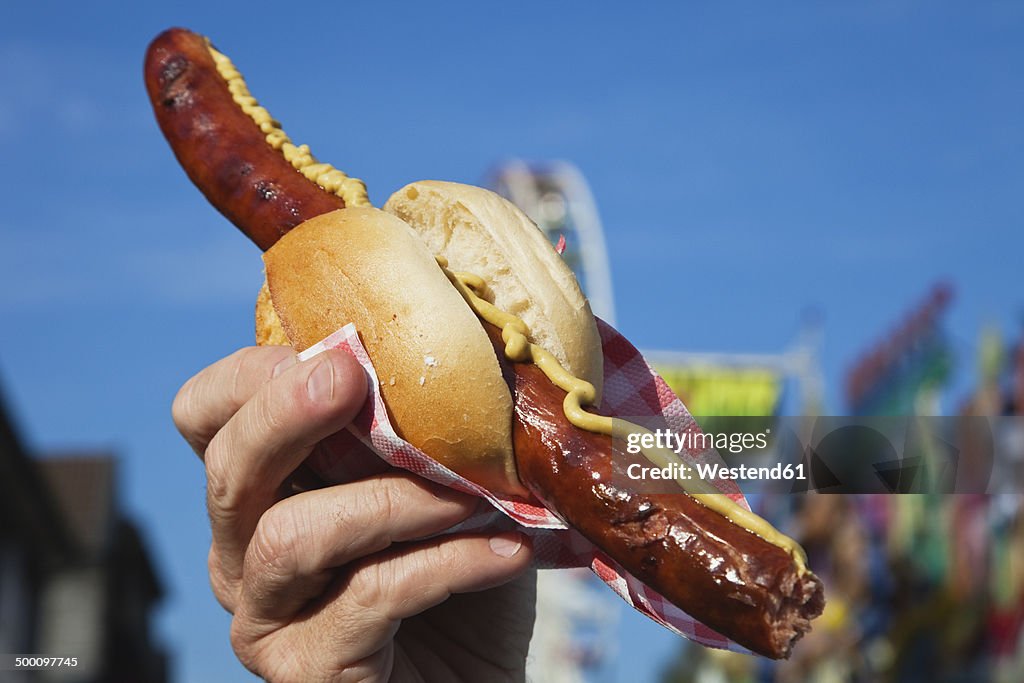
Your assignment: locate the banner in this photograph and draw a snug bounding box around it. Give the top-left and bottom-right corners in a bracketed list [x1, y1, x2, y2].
[653, 364, 783, 418]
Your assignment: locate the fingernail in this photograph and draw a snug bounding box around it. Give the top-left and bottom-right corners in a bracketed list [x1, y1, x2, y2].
[306, 359, 335, 401]
[489, 532, 523, 558]
[272, 355, 296, 378]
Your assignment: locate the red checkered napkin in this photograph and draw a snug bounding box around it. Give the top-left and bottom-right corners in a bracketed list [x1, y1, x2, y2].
[298, 318, 749, 653]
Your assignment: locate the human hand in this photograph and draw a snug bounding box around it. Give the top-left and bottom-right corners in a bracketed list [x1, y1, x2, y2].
[173, 347, 536, 682]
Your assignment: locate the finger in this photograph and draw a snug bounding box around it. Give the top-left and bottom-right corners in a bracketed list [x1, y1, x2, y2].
[172, 345, 296, 457]
[353, 532, 532, 622]
[305, 430, 393, 485]
[237, 473, 480, 623]
[240, 532, 532, 672]
[205, 349, 367, 597]
[403, 570, 538, 676]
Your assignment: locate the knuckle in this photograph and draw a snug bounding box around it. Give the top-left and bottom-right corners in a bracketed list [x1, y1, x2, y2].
[250, 390, 288, 440]
[203, 439, 233, 506]
[229, 347, 268, 400]
[247, 504, 299, 578]
[208, 545, 238, 612]
[429, 539, 466, 575]
[171, 375, 199, 436]
[367, 478, 400, 527]
[346, 560, 387, 613]
[236, 385, 290, 455]
[229, 614, 262, 672]
[412, 540, 474, 600]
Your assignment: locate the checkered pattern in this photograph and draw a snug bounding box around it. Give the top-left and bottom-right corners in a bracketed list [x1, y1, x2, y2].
[298, 318, 747, 653]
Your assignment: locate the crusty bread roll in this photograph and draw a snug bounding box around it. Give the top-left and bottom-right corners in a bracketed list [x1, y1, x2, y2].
[255, 188, 604, 497]
[384, 181, 603, 401]
[255, 280, 290, 346]
[262, 207, 522, 495]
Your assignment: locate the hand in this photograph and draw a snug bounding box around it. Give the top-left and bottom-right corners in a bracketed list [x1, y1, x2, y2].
[173, 347, 536, 682]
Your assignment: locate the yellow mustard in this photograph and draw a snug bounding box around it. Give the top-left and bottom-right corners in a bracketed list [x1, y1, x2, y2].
[206, 43, 371, 209]
[440, 260, 807, 572]
[195, 33, 810, 572]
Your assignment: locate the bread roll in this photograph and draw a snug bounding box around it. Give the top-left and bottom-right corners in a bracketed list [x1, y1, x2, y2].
[262, 207, 523, 496]
[255, 280, 290, 346]
[384, 181, 603, 401]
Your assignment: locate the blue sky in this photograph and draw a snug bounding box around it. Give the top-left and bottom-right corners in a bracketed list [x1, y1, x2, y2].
[1, 2, 1020, 681]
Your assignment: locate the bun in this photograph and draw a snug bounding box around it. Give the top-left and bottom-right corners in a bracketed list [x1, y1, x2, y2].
[255, 280, 290, 346]
[262, 207, 523, 496]
[384, 181, 603, 401]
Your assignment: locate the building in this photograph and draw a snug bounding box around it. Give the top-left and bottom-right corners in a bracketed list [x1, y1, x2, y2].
[0, 388, 168, 682]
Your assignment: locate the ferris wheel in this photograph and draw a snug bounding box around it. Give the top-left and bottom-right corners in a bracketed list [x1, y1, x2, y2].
[487, 160, 617, 326]
[488, 160, 621, 682]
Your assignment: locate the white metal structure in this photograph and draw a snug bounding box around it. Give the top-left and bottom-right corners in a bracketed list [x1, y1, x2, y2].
[489, 161, 619, 682]
[489, 160, 617, 325]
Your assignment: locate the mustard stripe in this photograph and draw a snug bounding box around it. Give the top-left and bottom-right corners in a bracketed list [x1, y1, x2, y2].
[442, 261, 807, 572]
[206, 43, 371, 208]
